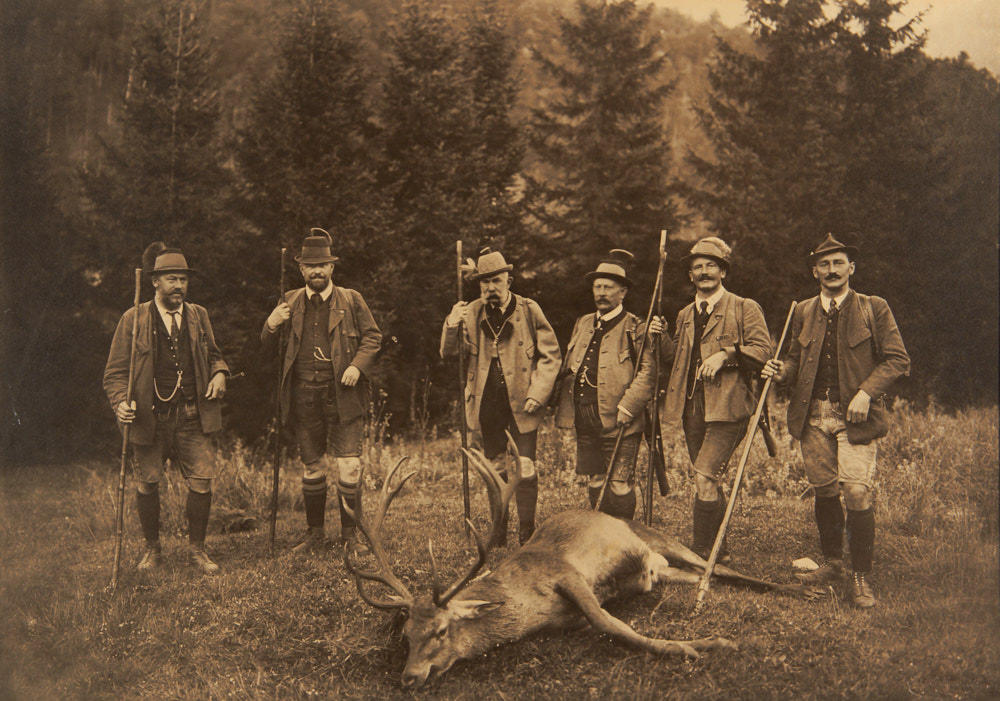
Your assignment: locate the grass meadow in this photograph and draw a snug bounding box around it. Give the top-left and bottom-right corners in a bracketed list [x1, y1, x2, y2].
[1, 400, 998, 699]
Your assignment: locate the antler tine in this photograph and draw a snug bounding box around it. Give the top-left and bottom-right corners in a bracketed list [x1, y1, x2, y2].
[429, 540, 443, 606]
[343, 544, 412, 610]
[343, 457, 417, 610]
[436, 518, 490, 606]
[460, 448, 505, 525]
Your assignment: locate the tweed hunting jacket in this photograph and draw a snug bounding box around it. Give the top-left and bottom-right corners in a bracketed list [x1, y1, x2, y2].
[555, 311, 673, 437]
[104, 301, 229, 444]
[261, 285, 382, 424]
[440, 294, 561, 434]
[663, 291, 773, 424]
[781, 290, 910, 440]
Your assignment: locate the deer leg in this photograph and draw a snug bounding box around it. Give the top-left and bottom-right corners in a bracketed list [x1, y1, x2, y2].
[555, 575, 737, 657]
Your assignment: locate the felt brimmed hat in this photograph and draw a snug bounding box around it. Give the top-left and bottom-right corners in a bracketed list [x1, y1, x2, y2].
[295, 228, 340, 264]
[470, 247, 514, 280]
[680, 236, 731, 271]
[584, 249, 634, 288]
[143, 241, 195, 276]
[809, 233, 858, 262]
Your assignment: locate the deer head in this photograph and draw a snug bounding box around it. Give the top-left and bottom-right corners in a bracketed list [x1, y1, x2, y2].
[345, 438, 524, 688]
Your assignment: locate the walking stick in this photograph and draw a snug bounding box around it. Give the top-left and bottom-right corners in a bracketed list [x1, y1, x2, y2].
[109, 268, 142, 593]
[456, 240, 471, 533]
[644, 231, 669, 524]
[594, 232, 668, 512]
[269, 247, 287, 552]
[693, 300, 798, 613]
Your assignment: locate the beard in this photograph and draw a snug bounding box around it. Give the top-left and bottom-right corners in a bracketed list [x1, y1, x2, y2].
[307, 275, 329, 292]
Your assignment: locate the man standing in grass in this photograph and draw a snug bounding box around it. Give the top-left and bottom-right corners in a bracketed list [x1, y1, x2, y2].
[261, 230, 382, 553]
[103, 243, 230, 574]
[554, 249, 670, 519]
[660, 237, 773, 563]
[441, 248, 561, 545]
[763, 233, 910, 608]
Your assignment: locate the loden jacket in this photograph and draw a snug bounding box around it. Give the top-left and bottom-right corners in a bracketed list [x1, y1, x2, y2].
[555, 311, 672, 437]
[440, 295, 561, 434]
[103, 301, 230, 444]
[662, 291, 772, 425]
[261, 285, 382, 424]
[781, 290, 909, 443]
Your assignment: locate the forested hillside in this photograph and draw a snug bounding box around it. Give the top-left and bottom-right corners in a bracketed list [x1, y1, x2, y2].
[2, 0, 996, 461]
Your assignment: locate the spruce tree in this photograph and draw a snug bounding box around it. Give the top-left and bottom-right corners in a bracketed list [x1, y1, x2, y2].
[237, 0, 380, 268]
[526, 0, 677, 310]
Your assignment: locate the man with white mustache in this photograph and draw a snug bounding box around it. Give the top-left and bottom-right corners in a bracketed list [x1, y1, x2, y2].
[262, 230, 382, 553]
[659, 237, 773, 564]
[762, 234, 909, 608]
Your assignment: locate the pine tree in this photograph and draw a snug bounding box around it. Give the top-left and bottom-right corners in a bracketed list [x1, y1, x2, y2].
[378, 1, 517, 423]
[81, 0, 233, 308]
[237, 0, 381, 266]
[526, 0, 677, 304]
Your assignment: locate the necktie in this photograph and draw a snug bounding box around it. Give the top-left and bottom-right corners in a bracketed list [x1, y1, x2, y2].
[697, 301, 709, 324]
[170, 312, 181, 341]
[828, 299, 838, 317]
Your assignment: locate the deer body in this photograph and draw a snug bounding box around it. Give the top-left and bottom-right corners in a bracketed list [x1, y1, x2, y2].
[348, 454, 821, 689]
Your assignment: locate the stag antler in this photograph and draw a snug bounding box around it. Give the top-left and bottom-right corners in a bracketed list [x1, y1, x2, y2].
[431, 432, 524, 606]
[343, 457, 417, 610]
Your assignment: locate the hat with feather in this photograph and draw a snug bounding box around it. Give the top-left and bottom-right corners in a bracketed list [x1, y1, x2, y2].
[295, 227, 339, 264]
[468, 246, 514, 281]
[585, 249, 635, 288]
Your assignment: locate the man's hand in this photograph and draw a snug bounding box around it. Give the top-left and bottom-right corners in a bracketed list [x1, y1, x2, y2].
[523, 398, 542, 414]
[846, 390, 871, 423]
[341, 365, 361, 387]
[446, 301, 468, 327]
[116, 400, 136, 424]
[761, 359, 786, 382]
[697, 351, 728, 381]
[616, 408, 632, 426]
[267, 302, 291, 331]
[648, 315, 666, 337]
[205, 372, 226, 400]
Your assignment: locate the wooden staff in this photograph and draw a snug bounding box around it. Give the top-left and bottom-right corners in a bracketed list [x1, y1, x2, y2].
[109, 267, 142, 593]
[693, 300, 798, 613]
[268, 247, 287, 552]
[594, 234, 668, 512]
[456, 241, 471, 531]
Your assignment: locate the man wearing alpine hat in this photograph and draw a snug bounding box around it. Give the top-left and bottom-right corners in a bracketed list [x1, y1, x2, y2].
[103, 243, 230, 574]
[762, 233, 909, 608]
[659, 236, 773, 563]
[261, 229, 382, 552]
[441, 248, 561, 545]
[555, 249, 673, 519]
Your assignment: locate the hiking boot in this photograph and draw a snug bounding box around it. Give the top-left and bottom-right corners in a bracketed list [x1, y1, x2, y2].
[137, 543, 162, 571]
[291, 526, 327, 554]
[518, 523, 535, 546]
[851, 571, 876, 609]
[796, 558, 844, 585]
[189, 545, 220, 574]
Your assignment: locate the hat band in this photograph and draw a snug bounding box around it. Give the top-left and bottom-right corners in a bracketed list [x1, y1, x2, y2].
[153, 253, 190, 271]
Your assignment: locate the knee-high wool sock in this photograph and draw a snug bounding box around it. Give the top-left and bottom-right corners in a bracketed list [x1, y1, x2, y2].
[186, 490, 211, 545]
[302, 474, 328, 529]
[815, 494, 845, 561]
[136, 487, 160, 545]
[847, 507, 875, 573]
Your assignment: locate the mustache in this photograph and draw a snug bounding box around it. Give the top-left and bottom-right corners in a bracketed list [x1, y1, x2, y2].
[824, 274, 841, 281]
[696, 275, 714, 282]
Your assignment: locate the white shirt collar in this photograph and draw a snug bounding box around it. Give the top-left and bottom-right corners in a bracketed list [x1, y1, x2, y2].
[154, 297, 183, 332]
[598, 304, 624, 323]
[820, 289, 850, 313]
[694, 285, 726, 313]
[305, 281, 334, 302]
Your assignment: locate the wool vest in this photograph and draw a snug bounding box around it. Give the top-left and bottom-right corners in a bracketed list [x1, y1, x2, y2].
[153, 311, 196, 408]
[812, 305, 841, 402]
[294, 294, 335, 383]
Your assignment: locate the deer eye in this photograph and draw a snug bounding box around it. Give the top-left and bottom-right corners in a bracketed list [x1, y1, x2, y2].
[433, 625, 448, 639]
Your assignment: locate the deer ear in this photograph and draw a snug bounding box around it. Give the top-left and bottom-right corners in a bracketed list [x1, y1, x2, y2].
[450, 599, 504, 619]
